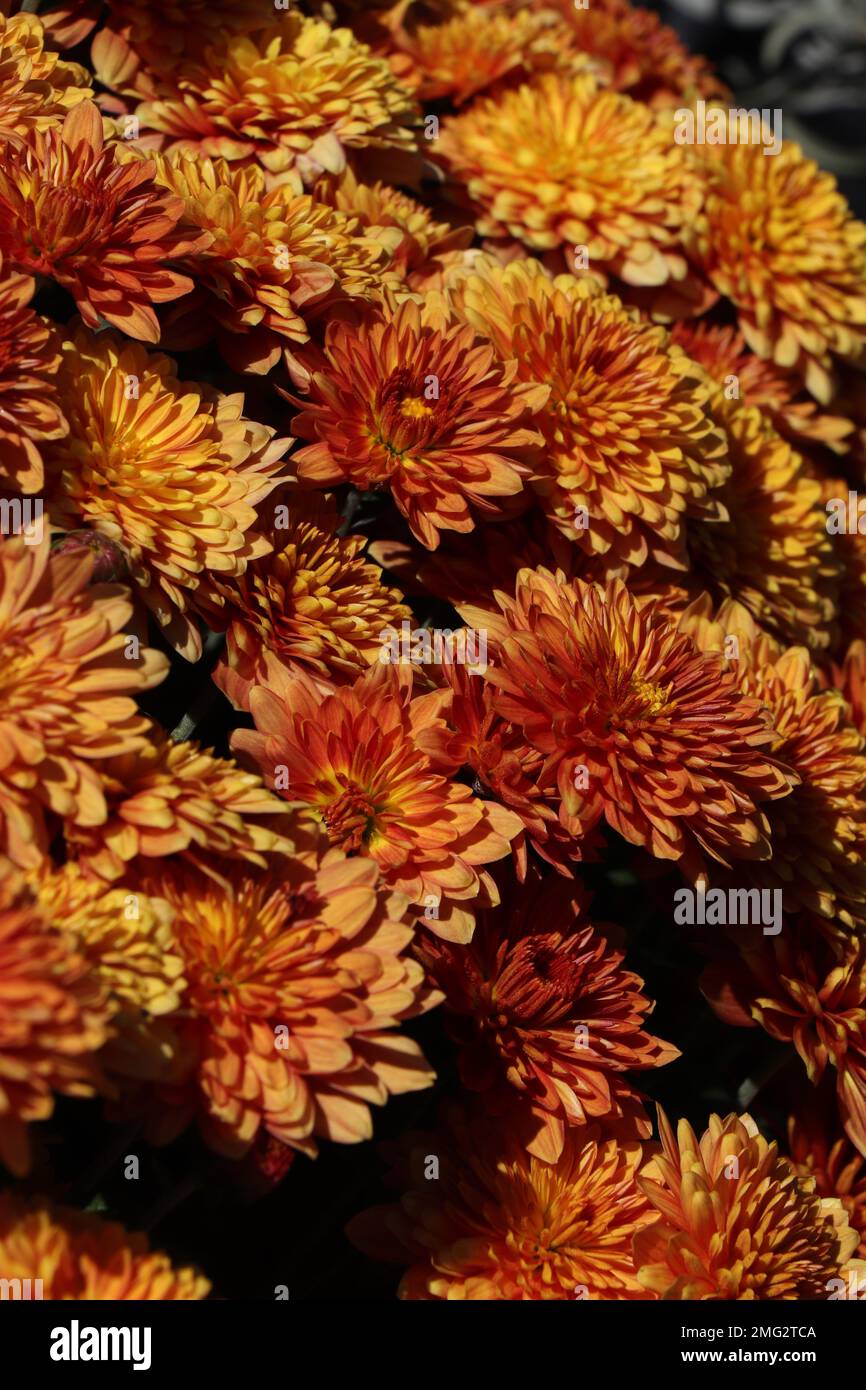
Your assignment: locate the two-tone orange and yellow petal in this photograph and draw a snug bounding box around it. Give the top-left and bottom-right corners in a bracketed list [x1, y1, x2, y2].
[0, 534, 167, 869]
[0, 1194, 209, 1297]
[635, 1108, 859, 1298]
[0, 257, 67, 494]
[213, 489, 411, 708]
[348, 1108, 655, 1298]
[0, 874, 110, 1176]
[0, 11, 91, 137]
[43, 325, 288, 660]
[691, 133, 866, 403]
[144, 153, 385, 374]
[132, 14, 419, 184]
[139, 842, 438, 1158]
[435, 70, 704, 286]
[64, 726, 294, 886]
[452, 258, 729, 570]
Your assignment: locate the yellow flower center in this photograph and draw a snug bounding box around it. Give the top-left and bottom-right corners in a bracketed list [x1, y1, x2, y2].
[399, 395, 433, 420]
[630, 675, 669, 716]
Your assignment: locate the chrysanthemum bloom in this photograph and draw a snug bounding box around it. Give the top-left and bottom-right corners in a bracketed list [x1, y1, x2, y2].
[635, 1109, 859, 1298]
[213, 489, 411, 709]
[452, 259, 729, 566]
[416, 872, 678, 1161]
[387, 3, 594, 107]
[64, 727, 294, 887]
[691, 134, 866, 402]
[50, 0, 267, 66]
[533, 0, 727, 109]
[426, 662, 599, 877]
[0, 875, 110, 1175]
[821, 476, 866, 650]
[145, 154, 384, 374]
[703, 927, 866, 1159]
[681, 598, 866, 930]
[27, 859, 185, 1082]
[0, 534, 167, 870]
[436, 71, 704, 286]
[348, 1108, 655, 1298]
[788, 1108, 866, 1255]
[312, 165, 473, 293]
[468, 569, 795, 874]
[290, 295, 547, 549]
[137, 845, 439, 1156]
[133, 15, 419, 183]
[686, 401, 837, 651]
[0, 102, 208, 341]
[43, 326, 287, 659]
[0, 1194, 210, 1298]
[0, 260, 67, 494]
[0, 11, 91, 136]
[671, 320, 854, 455]
[233, 662, 522, 942]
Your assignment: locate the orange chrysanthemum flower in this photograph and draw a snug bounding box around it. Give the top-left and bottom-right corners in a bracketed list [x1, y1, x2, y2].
[387, 3, 592, 107]
[133, 15, 419, 182]
[43, 326, 287, 660]
[0, 1194, 210, 1298]
[136, 844, 438, 1157]
[788, 1107, 866, 1256]
[453, 259, 729, 568]
[213, 489, 411, 709]
[671, 320, 854, 455]
[312, 165, 473, 294]
[0, 11, 91, 136]
[0, 875, 110, 1175]
[233, 662, 522, 942]
[703, 926, 866, 1160]
[635, 1109, 860, 1298]
[348, 1108, 655, 1299]
[682, 599, 866, 929]
[436, 72, 703, 285]
[26, 859, 185, 1083]
[685, 402, 837, 651]
[145, 154, 385, 375]
[0, 259, 67, 494]
[290, 295, 547, 549]
[416, 872, 678, 1161]
[534, 0, 727, 108]
[0, 102, 208, 342]
[691, 134, 866, 402]
[64, 727, 293, 887]
[0, 534, 167, 870]
[467, 569, 795, 874]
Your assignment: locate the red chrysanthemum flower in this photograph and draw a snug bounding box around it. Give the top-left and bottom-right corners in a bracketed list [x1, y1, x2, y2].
[289, 294, 547, 549]
[233, 661, 522, 942]
[0, 102, 209, 341]
[466, 569, 795, 875]
[416, 871, 678, 1161]
[788, 1104, 866, 1256]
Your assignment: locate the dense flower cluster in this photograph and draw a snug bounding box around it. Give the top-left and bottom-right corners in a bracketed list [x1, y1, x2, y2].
[2, 0, 866, 1307]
